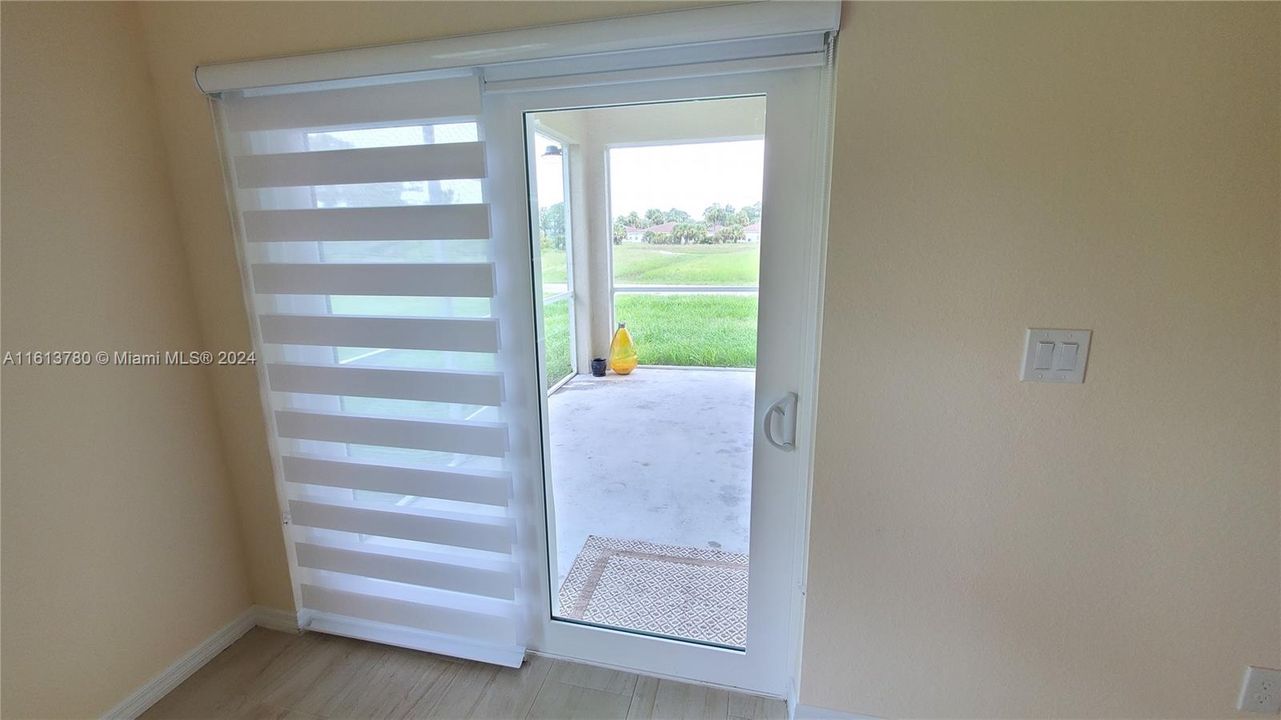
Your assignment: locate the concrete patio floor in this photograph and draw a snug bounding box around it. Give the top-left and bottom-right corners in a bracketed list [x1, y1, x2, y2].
[546, 367, 755, 589]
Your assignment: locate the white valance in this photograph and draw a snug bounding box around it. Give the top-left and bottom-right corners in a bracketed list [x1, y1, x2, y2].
[194, 2, 839, 94]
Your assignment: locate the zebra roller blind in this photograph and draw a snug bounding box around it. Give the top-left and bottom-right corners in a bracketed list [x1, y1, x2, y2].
[216, 71, 526, 666]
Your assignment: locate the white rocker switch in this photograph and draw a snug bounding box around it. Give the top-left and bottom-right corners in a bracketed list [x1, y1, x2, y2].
[1052, 342, 1078, 371]
[1021, 329, 1091, 383]
[1033, 341, 1055, 370]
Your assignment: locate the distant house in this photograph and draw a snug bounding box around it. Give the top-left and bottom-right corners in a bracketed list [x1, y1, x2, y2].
[624, 222, 678, 242]
[744, 221, 761, 242]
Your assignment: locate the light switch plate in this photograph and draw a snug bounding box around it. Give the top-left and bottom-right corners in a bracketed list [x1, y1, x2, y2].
[1238, 666, 1281, 713]
[1020, 329, 1091, 383]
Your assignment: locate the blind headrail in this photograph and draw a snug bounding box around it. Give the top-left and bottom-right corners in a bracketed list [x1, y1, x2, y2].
[193, 2, 839, 94]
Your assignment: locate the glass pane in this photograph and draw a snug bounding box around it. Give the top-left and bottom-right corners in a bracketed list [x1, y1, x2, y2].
[528, 96, 765, 650]
[610, 140, 762, 290]
[529, 130, 574, 389]
[534, 133, 570, 300]
[612, 293, 757, 368]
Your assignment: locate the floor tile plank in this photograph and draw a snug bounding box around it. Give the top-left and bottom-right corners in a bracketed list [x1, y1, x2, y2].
[249, 633, 352, 710]
[232, 701, 323, 720]
[408, 658, 497, 718]
[727, 691, 787, 720]
[277, 634, 391, 717]
[464, 654, 554, 719]
[627, 676, 661, 719]
[321, 645, 459, 719]
[546, 660, 639, 696]
[141, 629, 302, 719]
[528, 681, 634, 720]
[650, 678, 730, 720]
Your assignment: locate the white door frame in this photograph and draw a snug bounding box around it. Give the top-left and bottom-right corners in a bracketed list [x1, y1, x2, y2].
[484, 65, 831, 697]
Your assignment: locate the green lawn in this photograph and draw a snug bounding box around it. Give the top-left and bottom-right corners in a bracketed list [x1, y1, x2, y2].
[540, 249, 568, 287]
[542, 298, 573, 389]
[539, 243, 759, 287]
[538, 246, 766, 386]
[614, 294, 757, 368]
[540, 294, 757, 385]
[613, 243, 759, 285]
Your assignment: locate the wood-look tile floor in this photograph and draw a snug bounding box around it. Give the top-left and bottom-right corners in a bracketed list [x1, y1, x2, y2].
[142, 628, 787, 720]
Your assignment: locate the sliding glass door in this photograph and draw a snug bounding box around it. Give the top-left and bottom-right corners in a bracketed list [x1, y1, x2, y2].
[487, 65, 830, 695]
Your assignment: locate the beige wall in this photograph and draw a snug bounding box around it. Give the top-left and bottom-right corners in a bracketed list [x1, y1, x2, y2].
[9, 2, 1265, 718]
[0, 3, 252, 717]
[802, 3, 1280, 718]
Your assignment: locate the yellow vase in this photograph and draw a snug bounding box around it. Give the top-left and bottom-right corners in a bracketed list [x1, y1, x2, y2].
[608, 323, 638, 375]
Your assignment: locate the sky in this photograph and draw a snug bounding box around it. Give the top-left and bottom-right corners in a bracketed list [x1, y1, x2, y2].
[608, 140, 764, 218]
[532, 134, 764, 219]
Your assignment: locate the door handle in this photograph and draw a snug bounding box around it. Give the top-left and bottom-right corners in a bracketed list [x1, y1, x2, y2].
[762, 392, 798, 451]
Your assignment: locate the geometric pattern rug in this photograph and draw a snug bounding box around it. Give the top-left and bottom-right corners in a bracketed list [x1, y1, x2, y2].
[557, 535, 749, 648]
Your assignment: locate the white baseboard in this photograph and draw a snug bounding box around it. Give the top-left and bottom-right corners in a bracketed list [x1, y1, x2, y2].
[102, 605, 304, 719]
[251, 604, 305, 633]
[793, 704, 883, 720]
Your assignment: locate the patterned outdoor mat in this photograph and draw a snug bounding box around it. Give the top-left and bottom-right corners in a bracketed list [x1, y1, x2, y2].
[558, 535, 749, 647]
